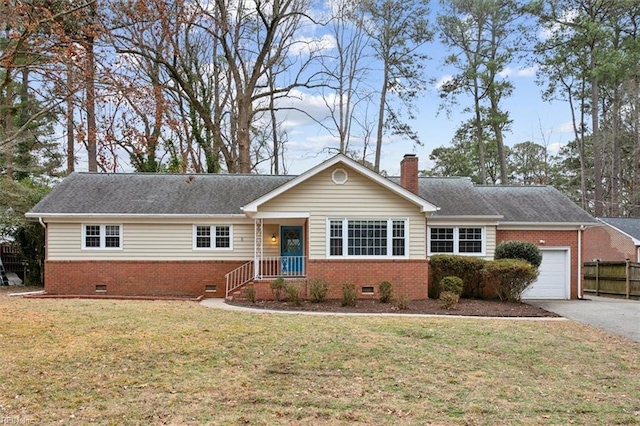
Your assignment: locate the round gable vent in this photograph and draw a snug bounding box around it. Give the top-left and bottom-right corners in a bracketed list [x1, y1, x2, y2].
[332, 168, 348, 185]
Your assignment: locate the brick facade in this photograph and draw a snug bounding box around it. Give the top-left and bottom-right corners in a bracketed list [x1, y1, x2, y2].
[306, 259, 429, 300]
[44, 260, 246, 297]
[583, 225, 638, 262]
[496, 229, 581, 299]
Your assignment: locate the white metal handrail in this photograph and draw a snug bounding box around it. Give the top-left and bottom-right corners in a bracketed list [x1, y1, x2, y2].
[225, 260, 254, 298]
[257, 256, 306, 278]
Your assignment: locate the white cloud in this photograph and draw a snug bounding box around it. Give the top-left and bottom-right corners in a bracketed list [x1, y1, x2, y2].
[498, 66, 538, 78]
[434, 74, 453, 90]
[289, 34, 337, 56]
[539, 9, 579, 40]
[553, 121, 574, 134]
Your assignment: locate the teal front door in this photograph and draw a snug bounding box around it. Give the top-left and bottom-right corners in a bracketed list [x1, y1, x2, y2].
[280, 226, 304, 275]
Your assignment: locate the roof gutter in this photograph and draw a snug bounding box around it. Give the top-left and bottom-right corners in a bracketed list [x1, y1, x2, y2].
[26, 213, 248, 220]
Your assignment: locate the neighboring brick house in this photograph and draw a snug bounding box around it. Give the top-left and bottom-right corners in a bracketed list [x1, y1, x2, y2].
[584, 218, 640, 262]
[26, 154, 596, 300]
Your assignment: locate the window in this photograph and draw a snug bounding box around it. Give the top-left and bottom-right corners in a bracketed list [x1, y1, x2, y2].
[429, 227, 484, 255]
[328, 219, 407, 258]
[458, 227, 482, 253]
[193, 225, 232, 250]
[82, 224, 122, 250]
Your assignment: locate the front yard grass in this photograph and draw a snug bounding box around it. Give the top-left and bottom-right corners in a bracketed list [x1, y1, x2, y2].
[0, 289, 638, 425]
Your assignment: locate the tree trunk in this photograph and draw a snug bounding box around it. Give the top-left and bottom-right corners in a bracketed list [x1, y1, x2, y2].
[591, 57, 603, 216]
[474, 90, 486, 183]
[4, 81, 14, 180]
[490, 93, 508, 184]
[85, 36, 97, 172]
[237, 97, 252, 173]
[374, 64, 388, 173]
[66, 59, 75, 175]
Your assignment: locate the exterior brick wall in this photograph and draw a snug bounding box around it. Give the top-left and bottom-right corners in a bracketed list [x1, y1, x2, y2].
[496, 229, 581, 299]
[584, 225, 637, 262]
[306, 259, 429, 300]
[44, 260, 246, 298]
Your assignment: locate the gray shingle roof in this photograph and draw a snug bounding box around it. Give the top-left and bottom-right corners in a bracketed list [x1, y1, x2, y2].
[475, 185, 597, 223]
[417, 177, 500, 217]
[29, 171, 595, 225]
[599, 217, 640, 241]
[28, 172, 294, 215]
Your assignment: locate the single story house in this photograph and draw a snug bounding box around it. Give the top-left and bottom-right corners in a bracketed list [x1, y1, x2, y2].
[584, 217, 640, 262]
[26, 154, 597, 300]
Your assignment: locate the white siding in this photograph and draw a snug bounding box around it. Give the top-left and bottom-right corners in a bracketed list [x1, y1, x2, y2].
[47, 220, 256, 261]
[260, 165, 426, 259]
[485, 226, 497, 259]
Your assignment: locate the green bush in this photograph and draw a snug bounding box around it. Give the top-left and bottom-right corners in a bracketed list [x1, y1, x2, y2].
[439, 276, 463, 296]
[308, 278, 329, 303]
[341, 283, 357, 307]
[429, 255, 486, 298]
[379, 281, 393, 303]
[285, 283, 302, 306]
[495, 241, 542, 268]
[245, 285, 256, 303]
[484, 259, 539, 302]
[270, 277, 286, 301]
[393, 294, 410, 310]
[439, 291, 460, 310]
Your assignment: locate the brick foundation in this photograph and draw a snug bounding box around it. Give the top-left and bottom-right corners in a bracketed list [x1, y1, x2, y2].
[496, 230, 581, 299]
[306, 259, 429, 300]
[44, 260, 246, 298]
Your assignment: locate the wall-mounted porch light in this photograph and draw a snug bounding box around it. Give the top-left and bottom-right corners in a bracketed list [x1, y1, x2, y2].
[271, 234, 277, 243]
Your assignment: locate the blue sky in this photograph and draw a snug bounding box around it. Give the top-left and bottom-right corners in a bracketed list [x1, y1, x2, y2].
[276, 1, 575, 176]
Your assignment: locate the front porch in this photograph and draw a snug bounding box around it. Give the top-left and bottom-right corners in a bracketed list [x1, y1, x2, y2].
[226, 217, 307, 298]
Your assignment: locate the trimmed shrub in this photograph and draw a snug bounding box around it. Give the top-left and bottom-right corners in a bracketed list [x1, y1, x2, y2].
[495, 241, 542, 269]
[429, 255, 486, 298]
[393, 294, 410, 310]
[439, 291, 459, 310]
[379, 281, 393, 303]
[245, 285, 256, 303]
[285, 283, 302, 306]
[484, 259, 539, 302]
[439, 276, 463, 296]
[308, 278, 329, 303]
[341, 283, 357, 307]
[270, 277, 286, 301]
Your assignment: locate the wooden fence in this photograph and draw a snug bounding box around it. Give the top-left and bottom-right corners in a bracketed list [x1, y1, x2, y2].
[0, 244, 25, 280]
[583, 261, 640, 299]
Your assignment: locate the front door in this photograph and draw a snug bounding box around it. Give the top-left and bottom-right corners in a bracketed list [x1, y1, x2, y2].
[280, 226, 304, 275]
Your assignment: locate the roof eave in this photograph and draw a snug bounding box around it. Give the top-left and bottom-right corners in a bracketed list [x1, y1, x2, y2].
[497, 221, 598, 230]
[26, 213, 248, 220]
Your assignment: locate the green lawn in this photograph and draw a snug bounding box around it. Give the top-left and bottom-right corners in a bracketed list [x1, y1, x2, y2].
[1, 289, 638, 425]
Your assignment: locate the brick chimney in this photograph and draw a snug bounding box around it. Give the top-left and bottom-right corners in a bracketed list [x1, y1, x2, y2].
[400, 154, 419, 195]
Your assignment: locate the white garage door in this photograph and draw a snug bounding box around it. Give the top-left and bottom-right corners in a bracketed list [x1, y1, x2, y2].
[521, 249, 569, 299]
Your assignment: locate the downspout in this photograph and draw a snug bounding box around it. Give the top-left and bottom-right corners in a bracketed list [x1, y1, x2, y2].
[578, 225, 584, 299]
[38, 216, 45, 228]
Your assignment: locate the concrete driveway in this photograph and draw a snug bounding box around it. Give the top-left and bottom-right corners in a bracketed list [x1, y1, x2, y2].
[527, 296, 640, 343]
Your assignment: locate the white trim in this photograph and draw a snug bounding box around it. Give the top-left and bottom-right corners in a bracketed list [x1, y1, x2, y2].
[428, 215, 502, 223]
[28, 213, 247, 220]
[192, 225, 234, 251]
[241, 154, 439, 214]
[81, 224, 123, 251]
[331, 168, 349, 185]
[427, 226, 486, 256]
[250, 212, 310, 219]
[497, 222, 596, 230]
[326, 218, 409, 259]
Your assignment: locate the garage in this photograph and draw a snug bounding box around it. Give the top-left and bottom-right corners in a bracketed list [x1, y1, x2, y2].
[521, 249, 570, 299]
